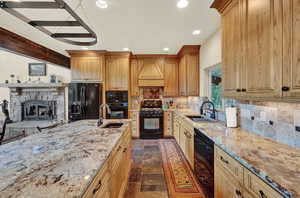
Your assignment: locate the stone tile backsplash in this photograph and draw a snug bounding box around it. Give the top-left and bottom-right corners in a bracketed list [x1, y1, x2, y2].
[235, 101, 300, 149]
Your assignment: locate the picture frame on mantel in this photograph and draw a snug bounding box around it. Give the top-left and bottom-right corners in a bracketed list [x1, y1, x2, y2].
[28, 63, 47, 76]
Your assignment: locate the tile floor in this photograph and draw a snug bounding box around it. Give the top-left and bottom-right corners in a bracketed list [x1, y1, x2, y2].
[124, 139, 169, 198]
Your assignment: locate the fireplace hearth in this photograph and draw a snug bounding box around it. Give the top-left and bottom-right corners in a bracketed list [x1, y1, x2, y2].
[22, 100, 57, 121]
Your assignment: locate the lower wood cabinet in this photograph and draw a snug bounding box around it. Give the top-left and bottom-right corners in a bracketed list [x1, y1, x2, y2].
[214, 146, 284, 198]
[82, 125, 131, 198]
[129, 111, 139, 138]
[173, 113, 194, 169]
[164, 111, 173, 137]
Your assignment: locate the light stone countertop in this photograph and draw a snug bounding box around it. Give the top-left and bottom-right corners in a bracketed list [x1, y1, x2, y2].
[0, 119, 131, 198]
[173, 109, 300, 198]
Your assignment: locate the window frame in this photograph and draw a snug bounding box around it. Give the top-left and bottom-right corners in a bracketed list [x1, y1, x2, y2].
[205, 63, 224, 111]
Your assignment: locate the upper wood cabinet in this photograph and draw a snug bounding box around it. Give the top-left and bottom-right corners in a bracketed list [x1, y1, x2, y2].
[164, 57, 179, 97]
[105, 53, 130, 91]
[68, 51, 105, 82]
[282, 0, 300, 98]
[212, 0, 300, 100]
[130, 58, 141, 97]
[242, 0, 283, 98]
[178, 46, 200, 96]
[222, 0, 243, 98]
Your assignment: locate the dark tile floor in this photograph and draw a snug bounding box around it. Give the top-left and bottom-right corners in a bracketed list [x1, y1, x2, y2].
[124, 140, 169, 198]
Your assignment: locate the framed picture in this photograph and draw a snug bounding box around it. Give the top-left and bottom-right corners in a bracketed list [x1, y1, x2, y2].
[28, 63, 47, 76]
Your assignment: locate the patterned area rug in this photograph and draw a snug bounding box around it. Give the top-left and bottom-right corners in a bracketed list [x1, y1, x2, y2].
[159, 139, 205, 198]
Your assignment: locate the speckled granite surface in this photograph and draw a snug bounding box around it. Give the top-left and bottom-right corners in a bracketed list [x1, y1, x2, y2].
[0, 119, 131, 198]
[173, 109, 300, 198]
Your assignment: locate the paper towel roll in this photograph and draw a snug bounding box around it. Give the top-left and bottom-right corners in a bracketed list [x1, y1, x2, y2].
[226, 107, 237, 128]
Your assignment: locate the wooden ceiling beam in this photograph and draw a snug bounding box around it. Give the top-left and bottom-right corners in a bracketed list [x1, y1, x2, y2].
[0, 27, 70, 68]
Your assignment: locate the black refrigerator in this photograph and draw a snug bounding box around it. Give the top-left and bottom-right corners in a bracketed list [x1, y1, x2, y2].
[68, 83, 102, 121]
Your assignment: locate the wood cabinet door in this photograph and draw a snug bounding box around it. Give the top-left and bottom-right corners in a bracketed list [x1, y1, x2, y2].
[174, 120, 180, 144]
[179, 56, 187, 96]
[282, 0, 300, 98]
[106, 56, 129, 90]
[184, 129, 194, 169]
[186, 54, 199, 96]
[215, 164, 243, 198]
[222, 0, 243, 97]
[71, 56, 103, 81]
[243, 0, 283, 98]
[164, 58, 179, 97]
[130, 59, 141, 96]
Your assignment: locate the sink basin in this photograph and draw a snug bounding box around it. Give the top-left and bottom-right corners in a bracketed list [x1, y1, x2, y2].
[186, 115, 218, 123]
[102, 123, 123, 128]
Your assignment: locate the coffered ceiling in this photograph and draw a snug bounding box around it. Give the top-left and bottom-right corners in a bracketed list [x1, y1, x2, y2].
[0, 0, 220, 56]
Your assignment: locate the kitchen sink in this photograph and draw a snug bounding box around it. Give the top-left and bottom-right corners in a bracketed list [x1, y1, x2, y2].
[186, 115, 218, 123]
[102, 123, 123, 128]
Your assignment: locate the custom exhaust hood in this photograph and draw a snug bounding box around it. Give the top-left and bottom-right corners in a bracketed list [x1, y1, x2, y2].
[138, 57, 164, 87]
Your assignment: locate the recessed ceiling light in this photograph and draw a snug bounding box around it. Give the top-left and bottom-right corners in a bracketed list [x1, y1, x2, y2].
[96, 0, 108, 9]
[82, 47, 88, 50]
[177, 0, 189, 8]
[123, 48, 129, 51]
[163, 47, 169, 51]
[192, 30, 201, 35]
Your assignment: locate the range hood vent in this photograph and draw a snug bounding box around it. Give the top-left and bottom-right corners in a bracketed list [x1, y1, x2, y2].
[138, 57, 164, 87]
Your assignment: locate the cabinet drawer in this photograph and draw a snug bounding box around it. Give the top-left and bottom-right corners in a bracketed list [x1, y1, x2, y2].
[215, 147, 244, 184]
[244, 168, 283, 198]
[83, 162, 109, 198]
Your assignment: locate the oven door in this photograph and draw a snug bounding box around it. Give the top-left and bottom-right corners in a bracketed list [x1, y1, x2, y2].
[140, 116, 163, 139]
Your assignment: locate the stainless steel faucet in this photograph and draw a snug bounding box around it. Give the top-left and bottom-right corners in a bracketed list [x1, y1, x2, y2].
[200, 100, 216, 120]
[97, 104, 112, 126]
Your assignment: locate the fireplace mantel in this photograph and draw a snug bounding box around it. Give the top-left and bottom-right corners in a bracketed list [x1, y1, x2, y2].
[0, 83, 67, 89]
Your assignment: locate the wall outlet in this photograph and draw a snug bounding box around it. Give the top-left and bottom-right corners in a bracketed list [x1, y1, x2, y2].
[295, 126, 300, 133]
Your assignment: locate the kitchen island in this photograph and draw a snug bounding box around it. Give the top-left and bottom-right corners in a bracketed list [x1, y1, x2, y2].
[0, 119, 132, 198]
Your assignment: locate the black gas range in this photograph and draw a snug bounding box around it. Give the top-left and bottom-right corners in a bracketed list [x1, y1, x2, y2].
[140, 100, 163, 139]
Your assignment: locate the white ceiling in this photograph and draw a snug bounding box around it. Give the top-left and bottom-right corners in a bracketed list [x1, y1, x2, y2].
[0, 0, 220, 56]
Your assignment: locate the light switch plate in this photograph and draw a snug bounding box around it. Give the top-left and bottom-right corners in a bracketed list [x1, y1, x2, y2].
[260, 111, 267, 122]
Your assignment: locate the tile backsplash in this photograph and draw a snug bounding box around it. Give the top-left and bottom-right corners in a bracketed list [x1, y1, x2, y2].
[234, 100, 300, 149]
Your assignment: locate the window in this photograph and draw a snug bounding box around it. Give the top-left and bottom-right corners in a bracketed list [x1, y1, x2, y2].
[208, 65, 223, 110]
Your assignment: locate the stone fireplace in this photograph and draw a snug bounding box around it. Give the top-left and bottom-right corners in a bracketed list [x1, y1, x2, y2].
[4, 83, 67, 122]
[0, 82, 67, 141]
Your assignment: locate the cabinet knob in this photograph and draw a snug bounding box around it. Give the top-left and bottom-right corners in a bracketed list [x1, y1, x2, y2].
[241, 89, 246, 92]
[236, 89, 241, 92]
[282, 86, 290, 91]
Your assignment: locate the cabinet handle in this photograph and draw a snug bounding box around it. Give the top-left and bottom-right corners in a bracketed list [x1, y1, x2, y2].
[220, 156, 229, 164]
[92, 179, 102, 194]
[241, 89, 246, 92]
[259, 190, 267, 198]
[282, 86, 290, 91]
[236, 89, 241, 92]
[123, 147, 127, 153]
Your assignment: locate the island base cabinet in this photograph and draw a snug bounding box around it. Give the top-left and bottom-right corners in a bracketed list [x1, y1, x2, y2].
[82, 126, 132, 198]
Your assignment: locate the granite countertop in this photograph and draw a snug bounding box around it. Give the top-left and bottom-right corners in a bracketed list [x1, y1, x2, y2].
[0, 119, 131, 198]
[173, 109, 300, 198]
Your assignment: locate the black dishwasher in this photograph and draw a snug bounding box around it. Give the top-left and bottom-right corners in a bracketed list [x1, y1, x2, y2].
[194, 128, 214, 198]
